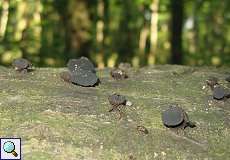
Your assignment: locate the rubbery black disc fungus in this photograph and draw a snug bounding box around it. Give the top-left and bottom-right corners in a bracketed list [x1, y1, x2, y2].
[71, 70, 98, 87]
[108, 94, 127, 106]
[110, 69, 128, 80]
[12, 58, 31, 71]
[67, 57, 95, 73]
[162, 106, 196, 129]
[213, 86, 225, 100]
[66, 57, 99, 87]
[162, 106, 184, 127]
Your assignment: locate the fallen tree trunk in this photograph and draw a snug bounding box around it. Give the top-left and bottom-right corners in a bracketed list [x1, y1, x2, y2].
[0, 65, 229, 159]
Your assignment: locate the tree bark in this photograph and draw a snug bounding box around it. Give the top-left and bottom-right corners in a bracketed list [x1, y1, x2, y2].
[0, 65, 229, 159]
[96, 0, 105, 68]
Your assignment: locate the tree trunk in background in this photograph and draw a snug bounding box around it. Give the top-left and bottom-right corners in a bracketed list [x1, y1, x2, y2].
[96, 0, 105, 68]
[191, 0, 203, 65]
[55, 0, 91, 60]
[103, 0, 110, 67]
[117, 0, 139, 64]
[148, 0, 159, 65]
[0, 0, 9, 40]
[170, 0, 184, 64]
[138, 24, 149, 66]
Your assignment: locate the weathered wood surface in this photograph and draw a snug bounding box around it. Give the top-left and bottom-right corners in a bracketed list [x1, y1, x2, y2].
[0, 65, 229, 160]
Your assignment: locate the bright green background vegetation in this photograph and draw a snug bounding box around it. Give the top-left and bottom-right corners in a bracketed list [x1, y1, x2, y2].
[0, 0, 229, 67]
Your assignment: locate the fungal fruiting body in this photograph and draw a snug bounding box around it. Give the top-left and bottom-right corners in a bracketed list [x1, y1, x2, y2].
[63, 57, 99, 87]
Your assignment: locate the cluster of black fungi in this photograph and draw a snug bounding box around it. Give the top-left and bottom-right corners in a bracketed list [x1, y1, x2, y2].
[206, 77, 230, 100]
[12, 57, 230, 132]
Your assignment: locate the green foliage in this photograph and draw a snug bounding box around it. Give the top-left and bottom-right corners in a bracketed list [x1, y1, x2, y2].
[0, 0, 229, 67]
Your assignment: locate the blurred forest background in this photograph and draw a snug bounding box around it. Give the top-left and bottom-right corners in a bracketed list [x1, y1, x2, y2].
[0, 0, 230, 68]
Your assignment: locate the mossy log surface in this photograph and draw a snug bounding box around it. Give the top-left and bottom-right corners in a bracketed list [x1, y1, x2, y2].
[0, 65, 229, 160]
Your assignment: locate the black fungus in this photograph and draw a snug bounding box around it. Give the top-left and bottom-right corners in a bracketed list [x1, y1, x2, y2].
[213, 86, 225, 100]
[12, 58, 32, 72]
[206, 77, 218, 90]
[108, 93, 127, 113]
[162, 106, 184, 127]
[108, 94, 126, 107]
[137, 125, 149, 134]
[162, 106, 195, 129]
[67, 57, 95, 73]
[65, 57, 99, 87]
[71, 70, 99, 87]
[110, 68, 128, 80]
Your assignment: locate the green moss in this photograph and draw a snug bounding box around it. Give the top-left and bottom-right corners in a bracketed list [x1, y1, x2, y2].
[0, 66, 229, 159]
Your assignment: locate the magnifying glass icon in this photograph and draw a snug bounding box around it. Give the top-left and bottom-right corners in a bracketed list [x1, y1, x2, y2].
[3, 141, 18, 157]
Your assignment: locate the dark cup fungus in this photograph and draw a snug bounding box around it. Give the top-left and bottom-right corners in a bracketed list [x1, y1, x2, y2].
[12, 58, 32, 73]
[137, 125, 149, 134]
[64, 57, 99, 87]
[108, 93, 128, 120]
[206, 77, 218, 90]
[162, 106, 195, 129]
[71, 70, 99, 87]
[212, 85, 230, 100]
[213, 85, 225, 100]
[67, 57, 95, 73]
[108, 94, 127, 112]
[110, 68, 128, 80]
